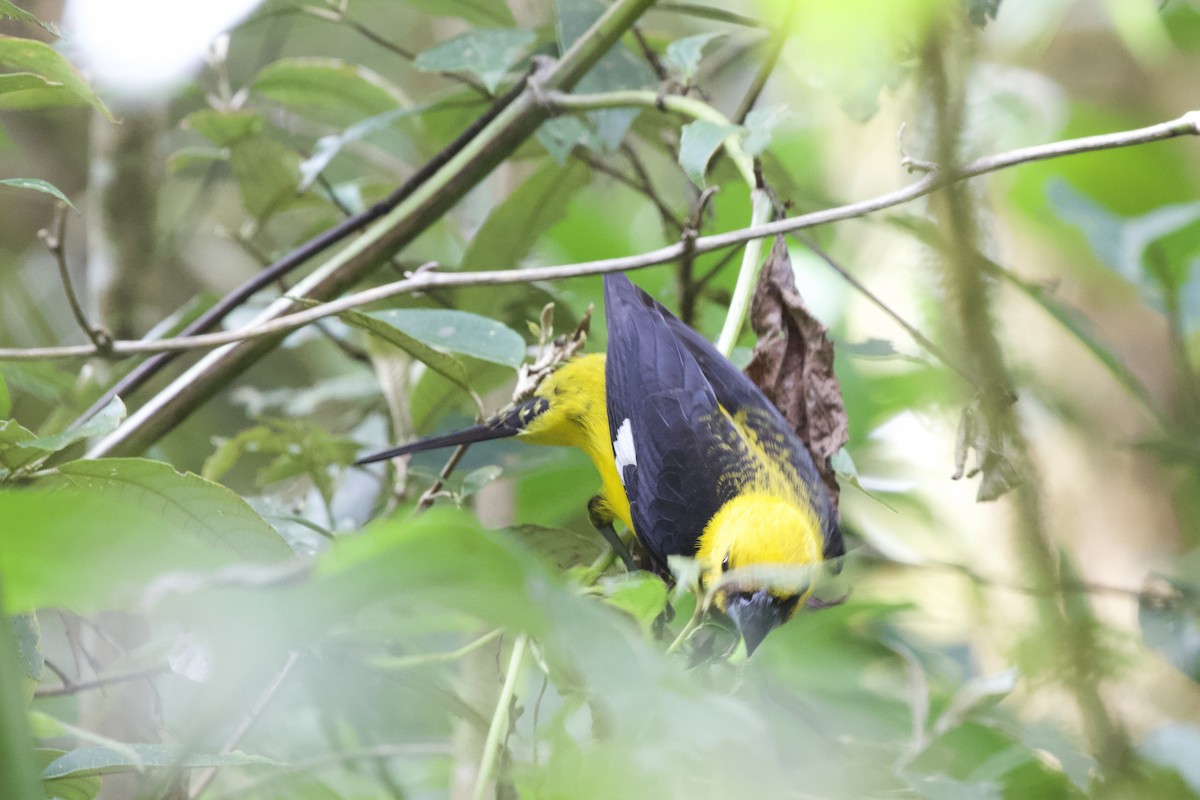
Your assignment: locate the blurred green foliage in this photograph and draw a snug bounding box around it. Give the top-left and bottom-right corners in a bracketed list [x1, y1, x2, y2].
[2, 0, 1200, 798]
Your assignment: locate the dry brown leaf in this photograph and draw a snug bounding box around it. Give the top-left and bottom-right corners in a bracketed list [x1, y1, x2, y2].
[744, 236, 849, 509]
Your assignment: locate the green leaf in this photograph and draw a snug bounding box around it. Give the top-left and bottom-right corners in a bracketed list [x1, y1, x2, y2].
[0, 369, 9, 417]
[251, 57, 409, 125]
[0, 418, 43, 471]
[41, 744, 281, 779]
[56, 458, 292, 562]
[299, 103, 435, 190]
[167, 146, 226, 176]
[17, 396, 125, 455]
[556, 0, 655, 149]
[0, 1, 59, 34]
[1, 462, 290, 612]
[0, 35, 112, 119]
[0, 177, 72, 208]
[365, 309, 527, 368]
[339, 308, 475, 398]
[414, 29, 536, 94]
[402, 0, 514, 26]
[600, 572, 668, 630]
[678, 119, 737, 187]
[228, 136, 301, 219]
[314, 508, 548, 633]
[505, 523, 605, 571]
[662, 32, 725, 82]
[742, 104, 792, 158]
[536, 115, 592, 164]
[460, 465, 503, 499]
[39, 749, 100, 800]
[0, 71, 56, 95]
[460, 159, 591, 272]
[183, 109, 263, 147]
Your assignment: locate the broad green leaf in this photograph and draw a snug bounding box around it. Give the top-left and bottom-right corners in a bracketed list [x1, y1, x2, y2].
[183, 109, 262, 147]
[742, 104, 792, 158]
[402, 0, 514, 26]
[251, 57, 408, 124]
[17, 396, 124, 455]
[0, 472, 289, 613]
[39, 751, 100, 800]
[167, 146, 226, 176]
[414, 29, 536, 94]
[662, 32, 724, 82]
[556, 0, 655, 149]
[0, 1, 59, 34]
[0, 418, 43, 471]
[506, 523, 605, 570]
[56, 458, 292, 563]
[0, 71, 56, 94]
[314, 509, 548, 633]
[0, 369, 9, 417]
[600, 572, 668, 630]
[679, 119, 737, 187]
[300, 103, 434, 190]
[460, 159, 591, 272]
[536, 115, 593, 164]
[340, 308, 475, 397]
[228, 136, 301, 219]
[0, 177, 72, 207]
[365, 309, 526, 368]
[42, 744, 280, 779]
[0, 35, 112, 119]
[460, 464, 503, 499]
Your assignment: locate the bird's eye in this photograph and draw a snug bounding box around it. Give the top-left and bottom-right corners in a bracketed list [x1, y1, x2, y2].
[721, 554, 731, 572]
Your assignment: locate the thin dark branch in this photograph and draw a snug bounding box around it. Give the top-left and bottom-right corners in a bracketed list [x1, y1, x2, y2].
[40, 203, 110, 353]
[34, 664, 170, 698]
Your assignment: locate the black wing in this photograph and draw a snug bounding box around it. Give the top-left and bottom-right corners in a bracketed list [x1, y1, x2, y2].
[603, 274, 746, 568]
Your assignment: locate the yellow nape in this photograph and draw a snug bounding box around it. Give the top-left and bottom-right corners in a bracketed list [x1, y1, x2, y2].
[514, 354, 633, 531]
[697, 491, 824, 608]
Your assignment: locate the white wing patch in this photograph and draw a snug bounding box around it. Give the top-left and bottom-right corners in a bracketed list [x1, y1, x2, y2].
[613, 418, 637, 486]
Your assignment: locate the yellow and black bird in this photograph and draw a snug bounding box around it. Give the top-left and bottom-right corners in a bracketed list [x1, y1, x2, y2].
[357, 273, 843, 653]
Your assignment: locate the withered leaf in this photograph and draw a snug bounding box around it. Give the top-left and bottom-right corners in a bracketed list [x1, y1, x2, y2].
[744, 236, 849, 509]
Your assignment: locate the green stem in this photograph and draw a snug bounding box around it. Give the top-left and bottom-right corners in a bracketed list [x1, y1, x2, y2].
[472, 634, 527, 800]
[369, 629, 503, 671]
[715, 189, 771, 356]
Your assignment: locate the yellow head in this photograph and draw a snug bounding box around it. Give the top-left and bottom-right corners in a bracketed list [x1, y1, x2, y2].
[697, 492, 825, 654]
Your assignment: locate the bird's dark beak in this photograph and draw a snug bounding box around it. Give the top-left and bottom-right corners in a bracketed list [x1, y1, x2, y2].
[724, 589, 788, 656]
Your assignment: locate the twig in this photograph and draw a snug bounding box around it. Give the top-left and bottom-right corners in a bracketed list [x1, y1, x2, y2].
[34, 664, 170, 698]
[471, 634, 527, 800]
[3, 111, 1196, 366]
[188, 650, 300, 799]
[369, 629, 504, 671]
[39, 203, 111, 354]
